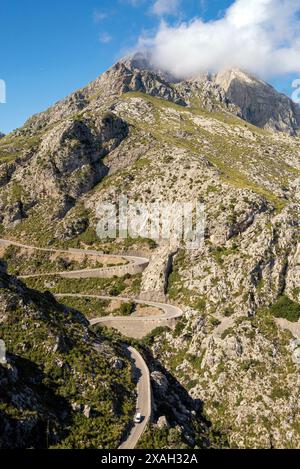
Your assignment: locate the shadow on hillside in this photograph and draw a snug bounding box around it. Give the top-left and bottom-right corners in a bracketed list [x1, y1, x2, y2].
[0, 353, 72, 449]
[143, 347, 228, 448]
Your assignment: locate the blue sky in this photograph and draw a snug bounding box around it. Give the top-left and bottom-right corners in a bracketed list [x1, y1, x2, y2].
[0, 0, 298, 134]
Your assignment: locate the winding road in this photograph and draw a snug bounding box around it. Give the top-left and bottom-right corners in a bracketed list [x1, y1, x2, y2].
[0, 237, 182, 449]
[118, 346, 152, 450]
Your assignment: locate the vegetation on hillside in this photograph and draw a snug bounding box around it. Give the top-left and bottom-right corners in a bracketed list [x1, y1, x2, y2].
[0, 272, 136, 449]
[270, 296, 300, 322]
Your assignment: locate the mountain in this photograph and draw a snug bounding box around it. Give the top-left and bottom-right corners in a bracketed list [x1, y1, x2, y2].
[0, 133, 5, 139]
[0, 53, 300, 448]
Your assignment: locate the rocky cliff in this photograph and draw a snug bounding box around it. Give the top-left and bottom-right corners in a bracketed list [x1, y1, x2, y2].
[215, 69, 300, 134]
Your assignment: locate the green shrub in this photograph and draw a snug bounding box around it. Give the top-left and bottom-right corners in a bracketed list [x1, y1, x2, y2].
[270, 386, 290, 400]
[141, 326, 169, 347]
[224, 307, 234, 317]
[119, 302, 135, 316]
[173, 319, 187, 338]
[270, 296, 300, 323]
[194, 297, 206, 312]
[210, 316, 221, 327]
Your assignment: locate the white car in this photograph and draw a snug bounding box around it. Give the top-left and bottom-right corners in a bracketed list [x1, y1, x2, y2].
[134, 412, 142, 423]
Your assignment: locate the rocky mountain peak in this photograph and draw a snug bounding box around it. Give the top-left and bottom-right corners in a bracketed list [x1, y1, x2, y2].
[214, 68, 300, 134]
[119, 51, 154, 72]
[215, 68, 265, 89]
[111, 54, 300, 134]
[119, 51, 179, 83]
[13, 51, 300, 137]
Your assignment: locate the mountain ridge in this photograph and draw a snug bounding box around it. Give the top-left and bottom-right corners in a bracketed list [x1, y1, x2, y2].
[11, 52, 300, 138]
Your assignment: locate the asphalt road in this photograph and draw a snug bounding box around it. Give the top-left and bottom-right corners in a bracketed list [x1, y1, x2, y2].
[55, 293, 182, 323]
[118, 346, 152, 450]
[0, 238, 149, 279]
[0, 237, 182, 449]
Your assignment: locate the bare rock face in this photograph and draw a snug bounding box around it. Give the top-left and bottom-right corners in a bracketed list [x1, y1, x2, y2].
[59, 216, 89, 241]
[151, 371, 169, 396]
[0, 162, 15, 188]
[104, 54, 300, 135]
[215, 69, 300, 134]
[106, 60, 186, 106]
[86, 52, 186, 107]
[0, 111, 129, 226]
[117, 56, 300, 134]
[156, 415, 170, 429]
[140, 245, 178, 301]
[1, 201, 25, 226]
[285, 244, 300, 303]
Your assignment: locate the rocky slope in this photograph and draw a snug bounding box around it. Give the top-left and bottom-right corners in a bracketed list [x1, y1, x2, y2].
[0, 53, 300, 448]
[0, 265, 136, 449]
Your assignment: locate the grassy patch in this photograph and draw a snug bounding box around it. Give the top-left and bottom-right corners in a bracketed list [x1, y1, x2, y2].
[270, 296, 300, 323]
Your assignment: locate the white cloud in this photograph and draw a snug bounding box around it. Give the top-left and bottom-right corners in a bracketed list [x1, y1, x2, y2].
[93, 10, 108, 22]
[152, 0, 181, 16]
[138, 0, 300, 79]
[125, 0, 143, 5]
[99, 32, 113, 44]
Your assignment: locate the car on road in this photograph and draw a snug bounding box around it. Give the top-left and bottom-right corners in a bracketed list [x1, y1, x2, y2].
[134, 412, 142, 423]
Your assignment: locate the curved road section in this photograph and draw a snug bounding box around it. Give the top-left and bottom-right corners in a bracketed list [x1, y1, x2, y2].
[119, 346, 152, 450]
[0, 237, 183, 449]
[55, 293, 182, 323]
[0, 238, 149, 279]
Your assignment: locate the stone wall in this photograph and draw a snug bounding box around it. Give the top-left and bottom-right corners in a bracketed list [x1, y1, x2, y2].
[60, 260, 148, 279]
[92, 316, 179, 339]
